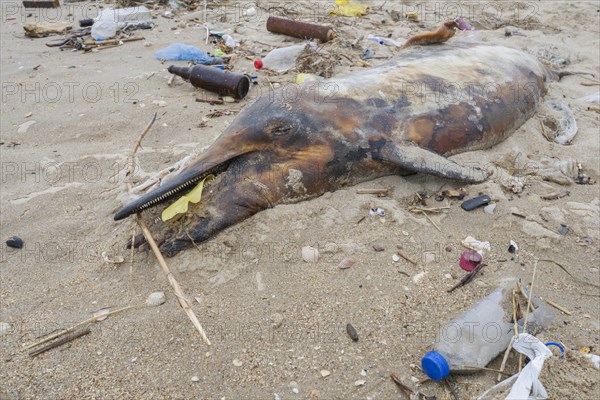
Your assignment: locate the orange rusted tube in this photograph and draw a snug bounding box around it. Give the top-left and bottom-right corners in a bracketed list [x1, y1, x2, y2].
[266, 16, 335, 43]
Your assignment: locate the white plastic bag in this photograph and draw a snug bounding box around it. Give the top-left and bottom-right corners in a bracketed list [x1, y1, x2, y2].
[477, 333, 552, 400]
[506, 333, 553, 399]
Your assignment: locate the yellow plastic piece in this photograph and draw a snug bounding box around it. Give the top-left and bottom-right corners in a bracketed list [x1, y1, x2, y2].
[161, 175, 214, 222]
[296, 73, 320, 84]
[330, 1, 369, 17]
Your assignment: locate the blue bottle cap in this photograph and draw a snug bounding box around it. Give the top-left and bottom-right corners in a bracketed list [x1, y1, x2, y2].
[421, 351, 450, 380]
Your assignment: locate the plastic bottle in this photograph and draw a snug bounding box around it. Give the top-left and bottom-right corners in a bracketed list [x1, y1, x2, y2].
[95, 6, 152, 29]
[91, 20, 117, 41]
[261, 42, 317, 73]
[421, 286, 554, 380]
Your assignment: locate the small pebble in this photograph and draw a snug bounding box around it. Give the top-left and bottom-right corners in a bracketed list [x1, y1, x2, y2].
[0, 322, 11, 335]
[4, 355, 12, 362]
[320, 369, 331, 377]
[346, 323, 359, 341]
[17, 120, 36, 134]
[271, 313, 284, 328]
[558, 224, 569, 235]
[191, 375, 200, 382]
[372, 245, 385, 252]
[392, 254, 400, 262]
[360, 369, 367, 376]
[355, 379, 366, 386]
[146, 291, 166, 306]
[131, 357, 137, 363]
[6, 236, 23, 249]
[233, 359, 243, 367]
[152, 100, 168, 107]
[412, 271, 426, 283]
[484, 203, 496, 215]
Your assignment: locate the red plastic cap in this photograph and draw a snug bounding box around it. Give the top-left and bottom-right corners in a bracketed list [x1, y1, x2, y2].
[254, 59, 263, 69]
[459, 250, 482, 272]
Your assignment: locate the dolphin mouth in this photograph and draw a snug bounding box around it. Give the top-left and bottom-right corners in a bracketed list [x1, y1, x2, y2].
[113, 157, 235, 221]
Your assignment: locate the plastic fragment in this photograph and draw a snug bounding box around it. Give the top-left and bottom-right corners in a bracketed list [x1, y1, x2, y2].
[161, 175, 214, 221]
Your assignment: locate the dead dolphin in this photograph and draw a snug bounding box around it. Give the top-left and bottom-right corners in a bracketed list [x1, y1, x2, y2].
[115, 42, 554, 256]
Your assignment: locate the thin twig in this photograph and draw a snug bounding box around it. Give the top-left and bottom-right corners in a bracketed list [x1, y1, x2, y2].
[356, 188, 390, 196]
[396, 249, 418, 265]
[136, 218, 212, 346]
[23, 304, 144, 351]
[520, 260, 538, 371]
[389, 373, 413, 397]
[29, 328, 91, 357]
[421, 210, 441, 232]
[545, 299, 573, 315]
[498, 288, 520, 381]
[126, 112, 157, 192]
[538, 259, 600, 288]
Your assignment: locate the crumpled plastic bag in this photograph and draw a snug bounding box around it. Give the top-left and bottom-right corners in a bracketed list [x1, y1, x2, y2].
[506, 334, 553, 399]
[155, 43, 223, 64]
[330, 0, 369, 17]
[477, 333, 552, 400]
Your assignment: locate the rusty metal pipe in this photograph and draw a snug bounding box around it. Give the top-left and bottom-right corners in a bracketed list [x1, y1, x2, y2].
[266, 16, 335, 43]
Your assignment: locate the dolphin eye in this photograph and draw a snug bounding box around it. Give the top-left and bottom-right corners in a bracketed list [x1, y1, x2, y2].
[269, 122, 294, 136]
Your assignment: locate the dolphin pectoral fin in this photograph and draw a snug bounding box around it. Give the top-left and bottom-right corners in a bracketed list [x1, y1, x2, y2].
[374, 141, 489, 183]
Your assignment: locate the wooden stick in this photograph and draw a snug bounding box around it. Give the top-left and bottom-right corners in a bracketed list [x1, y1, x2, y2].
[540, 190, 570, 200]
[545, 299, 573, 315]
[29, 328, 91, 357]
[396, 249, 417, 265]
[520, 260, 538, 371]
[23, 304, 143, 351]
[463, 366, 513, 376]
[421, 210, 441, 232]
[389, 373, 413, 397]
[126, 112, 157, 192]
[538, 259, 600, 288]
[125, 113, 211, 346]
[356, 188, 389, 195]
[136, 218, 211, 346]
[517, 280, 536, 312]
[498, 287, 520, 381]
[195, 97, 224, 105]
[83, 37, 144, 46]
[410, 206, 451, 213]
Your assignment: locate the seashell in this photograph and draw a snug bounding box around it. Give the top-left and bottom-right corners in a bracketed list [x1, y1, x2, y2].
[93, 308, 111, 321]
[338, 257, 356, 269]
[102, 251, 124, 264]
[301, 246, 319, 263]
[146, 291, 166, 306]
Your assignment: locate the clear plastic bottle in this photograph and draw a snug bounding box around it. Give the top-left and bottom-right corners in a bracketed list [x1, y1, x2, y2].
[422, 286, 553, 380]
[261, 42, 317, 73]
[91, 6, 153, 39]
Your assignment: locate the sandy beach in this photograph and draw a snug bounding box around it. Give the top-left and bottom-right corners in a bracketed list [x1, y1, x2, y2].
[1, 1, 599, 398]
